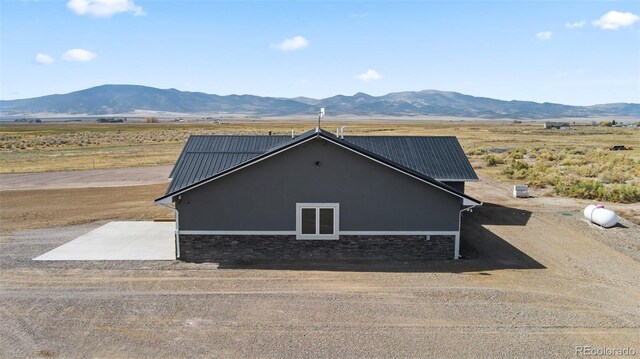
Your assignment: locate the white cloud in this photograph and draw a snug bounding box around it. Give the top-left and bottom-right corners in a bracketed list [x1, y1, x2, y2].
[565, 20, 586, 29]
[536, 31, 553, 41]
[592, 10, 639, 30]
[350, 13, 369, 18]
[35, 53, 54, 64]
[67, 0, 144, 18]
[62, 48, 97, 62]
[272, 36, 309, 51]
[356, 69, 382, 82]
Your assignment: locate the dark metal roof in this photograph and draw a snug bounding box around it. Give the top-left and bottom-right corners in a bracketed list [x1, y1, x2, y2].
[158, 129, 480, 204]
[166, 135, 293, 194]
[343, 136, 478, 181]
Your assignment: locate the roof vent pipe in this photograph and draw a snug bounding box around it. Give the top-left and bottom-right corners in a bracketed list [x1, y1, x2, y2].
[340, 126, 347, 139]
[291, 129, 295, 139]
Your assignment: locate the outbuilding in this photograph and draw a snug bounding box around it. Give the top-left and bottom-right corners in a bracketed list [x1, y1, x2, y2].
[544, 121, 570, 130]
[156, 128, 481, 262]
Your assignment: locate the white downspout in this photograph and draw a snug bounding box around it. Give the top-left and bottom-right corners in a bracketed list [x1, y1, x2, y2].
[456, 204, 479, 259]
[158, 201, 180, 259]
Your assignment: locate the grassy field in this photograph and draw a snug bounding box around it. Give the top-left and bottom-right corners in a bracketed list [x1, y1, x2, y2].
[1, 120, 639, 202]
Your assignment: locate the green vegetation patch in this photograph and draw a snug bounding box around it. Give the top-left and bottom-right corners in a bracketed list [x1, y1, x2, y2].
[469, 145, 640, 203]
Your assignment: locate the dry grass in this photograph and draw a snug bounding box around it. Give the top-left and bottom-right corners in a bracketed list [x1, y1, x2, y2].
[467, 144, 640, 203]
[1, 120, 639, 202]
[2, 121, 638, 173]
[0, 122, 320, 173]
[0, 183, 169, 233]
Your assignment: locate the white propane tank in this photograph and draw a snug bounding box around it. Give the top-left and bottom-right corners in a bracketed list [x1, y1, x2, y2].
[583, 204, 618, 228]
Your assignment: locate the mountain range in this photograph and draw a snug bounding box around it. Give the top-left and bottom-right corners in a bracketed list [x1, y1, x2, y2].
[1, 84, 638, 119]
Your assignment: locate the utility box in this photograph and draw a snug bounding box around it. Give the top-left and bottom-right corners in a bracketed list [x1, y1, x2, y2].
[513, 185, 529, 198]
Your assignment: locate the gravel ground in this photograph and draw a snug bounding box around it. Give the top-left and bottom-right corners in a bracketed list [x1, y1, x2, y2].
[1, 174, 639, 358]
[1, 202, 640, 358]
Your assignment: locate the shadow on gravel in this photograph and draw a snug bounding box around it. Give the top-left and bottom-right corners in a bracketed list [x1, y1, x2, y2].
[613, 222, 628, 229]
[460, 202, 544, 271]
[204, 202, 544, 273]
[470, 202, 532, 226]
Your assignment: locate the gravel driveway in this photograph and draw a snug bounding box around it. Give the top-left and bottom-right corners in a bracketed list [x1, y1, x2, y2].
[1, 204, 639, 358]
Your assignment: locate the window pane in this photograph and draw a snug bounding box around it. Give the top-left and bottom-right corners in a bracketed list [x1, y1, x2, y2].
[301, 208, 316, 234]
[319, 208, 334, 234]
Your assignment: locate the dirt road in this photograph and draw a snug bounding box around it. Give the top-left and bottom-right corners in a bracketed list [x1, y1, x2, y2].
[0, 165, 173, 191]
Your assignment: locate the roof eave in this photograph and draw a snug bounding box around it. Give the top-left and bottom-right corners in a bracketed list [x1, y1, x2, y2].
[156, 129, 482, 205]
[437, 178, 479, 182]
[463, 198, 483, 207]
[154, 129, 319, 203]
[155, 196, 173, 204]
[317, 131, 482, 205]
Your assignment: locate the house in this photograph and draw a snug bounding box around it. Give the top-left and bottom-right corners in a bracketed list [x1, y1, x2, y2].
[544, 121, 570, 130]
[155, 128, 482, 262]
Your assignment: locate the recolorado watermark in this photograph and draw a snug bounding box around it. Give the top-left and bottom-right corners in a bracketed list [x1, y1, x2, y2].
[575, 345, 636, 357]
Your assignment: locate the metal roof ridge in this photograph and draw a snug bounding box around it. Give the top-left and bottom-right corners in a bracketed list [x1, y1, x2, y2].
[158, 129, 481, 205]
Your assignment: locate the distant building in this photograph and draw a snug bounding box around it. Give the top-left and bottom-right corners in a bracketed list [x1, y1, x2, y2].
[544, 122, 570, 130]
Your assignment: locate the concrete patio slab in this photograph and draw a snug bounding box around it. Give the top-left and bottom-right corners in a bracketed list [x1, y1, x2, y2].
[34, 221, 175, 260]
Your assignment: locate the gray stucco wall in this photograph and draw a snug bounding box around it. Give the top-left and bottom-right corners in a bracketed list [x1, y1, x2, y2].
[176, 137, 462, 232]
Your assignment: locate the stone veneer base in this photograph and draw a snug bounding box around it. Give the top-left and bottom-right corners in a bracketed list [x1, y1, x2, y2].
[179, 235, 455, 263]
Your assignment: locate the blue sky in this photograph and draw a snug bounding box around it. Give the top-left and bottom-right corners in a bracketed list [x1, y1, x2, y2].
[1, 1, 639, 105]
